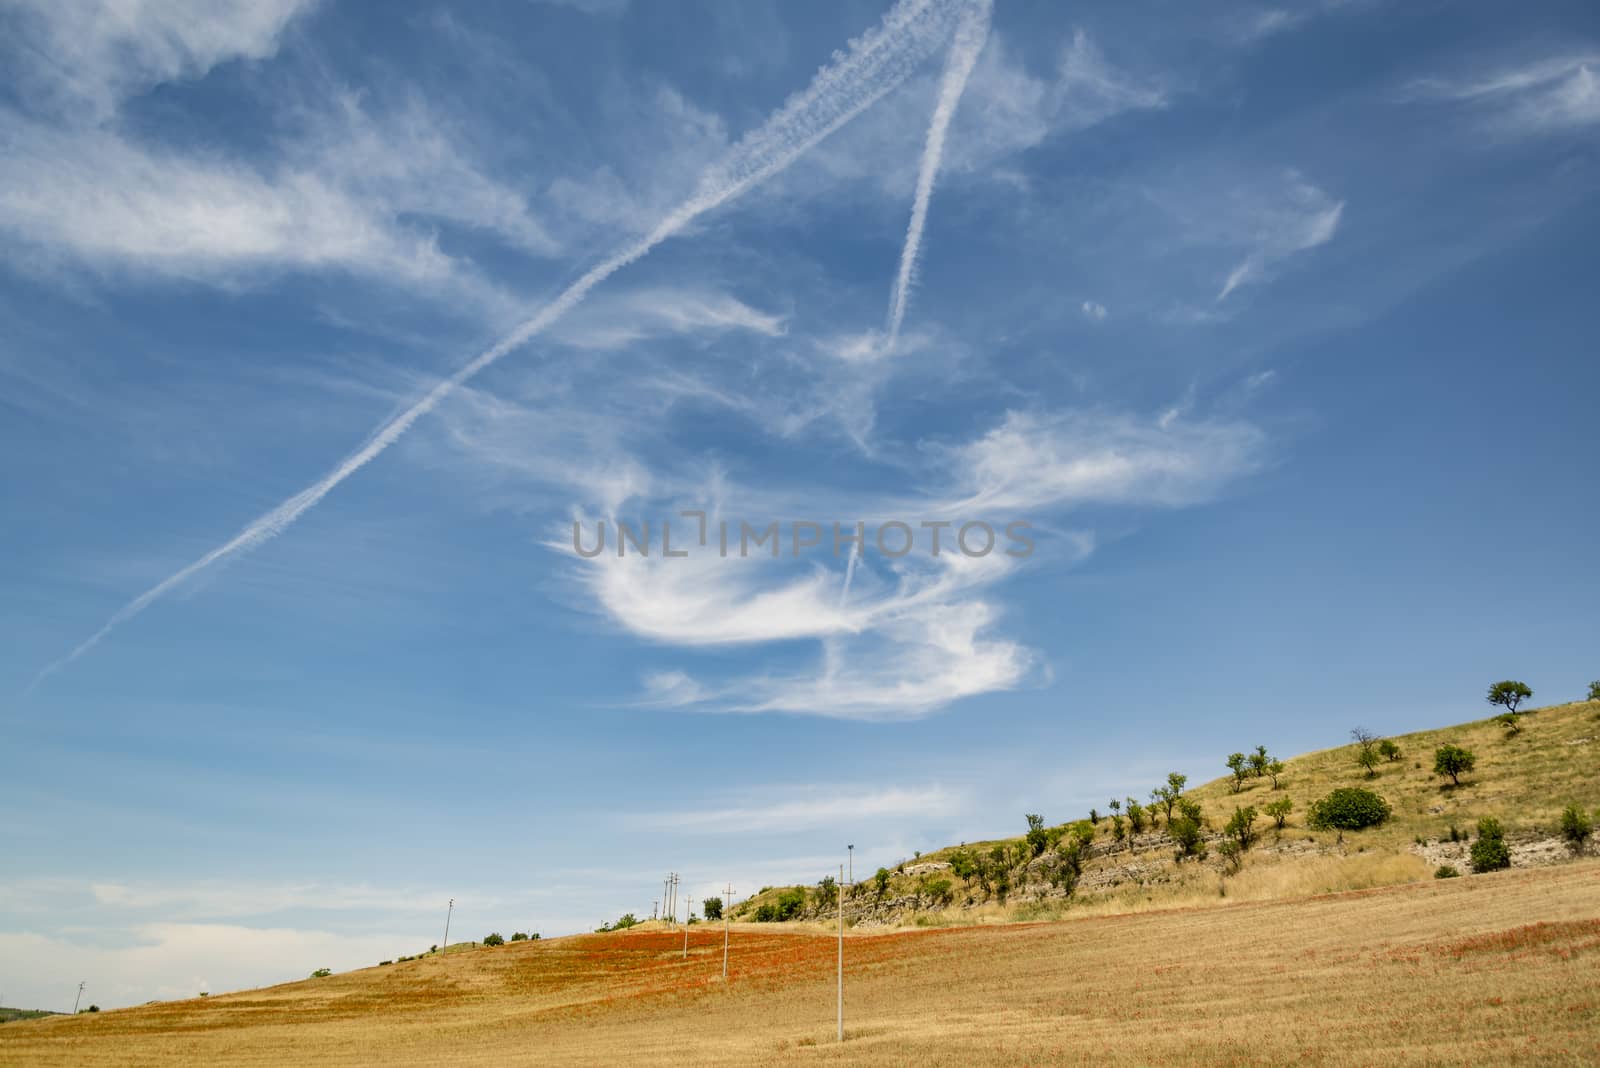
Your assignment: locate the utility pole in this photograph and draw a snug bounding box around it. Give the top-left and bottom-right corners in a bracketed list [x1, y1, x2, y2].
[848, 844, 854, 886]
[663, 877, 670, 923]
[74, 982, 85, 1014]
[722, 883, 734, 979]
[682, 886, 689, 959]
[652, 900, 657, 921]
[442, 898, 454, 955]
[836, 863, 844, 1043]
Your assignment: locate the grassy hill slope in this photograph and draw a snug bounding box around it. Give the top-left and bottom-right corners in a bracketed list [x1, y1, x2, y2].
[737, 699, 1600, 926]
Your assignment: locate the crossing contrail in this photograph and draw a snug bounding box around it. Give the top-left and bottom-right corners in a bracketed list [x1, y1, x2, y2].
[30, 0, 977, 689]
[842, 0, 988, 608]
[884, 0, 991, 352]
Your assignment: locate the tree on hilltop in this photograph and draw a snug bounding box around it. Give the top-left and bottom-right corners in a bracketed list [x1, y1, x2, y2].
[1486, 680, 1532, 716]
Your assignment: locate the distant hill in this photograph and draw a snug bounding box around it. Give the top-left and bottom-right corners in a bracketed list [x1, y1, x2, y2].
[0, 1007, 62, 1024]
[736, 698, 1600, 926]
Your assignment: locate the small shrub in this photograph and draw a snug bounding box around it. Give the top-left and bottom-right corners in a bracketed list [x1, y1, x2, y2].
[1448, 823, 1462, 843]
[1224, 806, 1258, 850]
[1558, 803, 1593, 848]
[510, 931, 529, 942]
[1265, 797, 1293, 829]
[310, 968, 331, 979]
[873, 867, 891, 900]
[483, 932, 505, 947]
[1494, 711, 1522, 735]
[1307, 787, 1391, 831]
[1434, 865, 1460, 879]
[1217, 839, 1243, 874]
[1169, 798, 1207, 860]
[1588, 679, 1600, 702]
[1470, 816, 1512, 873]
[1378, 739, 1401, 762]
[378, 960, 392, 966]
[84, 1005, 100, 1013]
[1433, 745, 1476, 786]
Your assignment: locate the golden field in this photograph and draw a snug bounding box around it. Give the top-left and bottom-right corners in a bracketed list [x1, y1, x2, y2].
[5, 860, 1597, 1066]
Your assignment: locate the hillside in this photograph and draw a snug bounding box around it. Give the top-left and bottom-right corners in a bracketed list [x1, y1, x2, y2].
[735, 698, 1600, 927]
[3, 862, 1596, 1065]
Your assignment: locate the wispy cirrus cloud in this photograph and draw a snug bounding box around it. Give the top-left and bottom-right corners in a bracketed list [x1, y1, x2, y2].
[0, 0, 316, 120]
[1410, 53, 1600, 135]
[1215, 175, 1344, 301]
[645, 785, 961, 834]
[28, 0, 981, 688]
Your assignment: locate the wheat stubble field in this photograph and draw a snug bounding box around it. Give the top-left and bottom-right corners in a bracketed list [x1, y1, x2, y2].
[4, 861, 1597, 1067]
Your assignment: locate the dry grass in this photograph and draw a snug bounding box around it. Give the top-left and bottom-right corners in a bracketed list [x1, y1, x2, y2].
[6, 860, 1597, 1066]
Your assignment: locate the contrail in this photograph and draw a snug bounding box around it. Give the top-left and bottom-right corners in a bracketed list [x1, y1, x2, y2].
[30, 0, 974, 689]
[883, 0, 991, 353]
[842, 0, 988, 610]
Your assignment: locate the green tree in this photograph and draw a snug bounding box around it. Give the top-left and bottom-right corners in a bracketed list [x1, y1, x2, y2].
[1151, 772, 1187, 820]
[1110, 813, 1126, 841]
[873, 867, 891, 900]
[311, 968, 332, 978]
[949, 849, 978, 885]
[1168, 797, 1207, 860]
[1559, 803, 1593, 849]
[1357, 746, 1381, 777]
[1264, 797, 1293, 829]
[1494, 711, 1522, 734]
[1469, 817, 1511, 872]
[1225, 753, 1248, 793]
[814, 875, 837, 909]
[1025, 813, 1048, 856]
[1433, 744, 1476, 786]
[1248, 745, 1270, 778]
[1588, 680, 1600, 702]
[1377, 739, 1401, 763]
[1307, 787, 1391, 831]
[510, 931, 529, 941]
[1224, 806, 1258, 851]
[1265, 759, 1286, 789]
[1486, 680, 1532, 716]
[702, 897, 723, 921]
[1125, 799, 1148, 835]
[483, 932, 505, 946]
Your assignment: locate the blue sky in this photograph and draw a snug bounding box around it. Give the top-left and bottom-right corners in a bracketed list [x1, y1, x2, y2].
[2, 0, 1597, 1010]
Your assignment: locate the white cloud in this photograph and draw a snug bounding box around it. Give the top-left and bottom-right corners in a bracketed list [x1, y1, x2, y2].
[1413, 54, 1600, 134]
[0, 923, 407, 1011]
[2, 0, 316, 119]
[944, 409, 1266, 512]
[552, 287, 787, 350]
[1081, 300, 1108, 320]
[0, 123, 455, 284]
[646, 785, 960, 834]
[1215, 174, 1344, 301]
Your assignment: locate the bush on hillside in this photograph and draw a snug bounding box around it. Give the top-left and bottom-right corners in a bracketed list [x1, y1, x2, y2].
[1265, 797, 1293, 829]
[1432, 745, 1476, 786]
[1434, 865, 1460, 879]
[1225, 753, 1248, 792]
[310, 968, 331, 978]
[483, 932, 505, 946]
[1025, 813, 1048, 856]
[510, 931, 529, 942]
[1470, 817, 1511, 873]
[1559, 803, 1593, 849]
[1378, 739, 1401, 763]
[1307, 787, 1391, 832]
[1225, 806, 1258, 851]
[1494, 711, 1522, 735]
[1588, 679, 1600, 702]
[1168, 798, 1207, 860]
